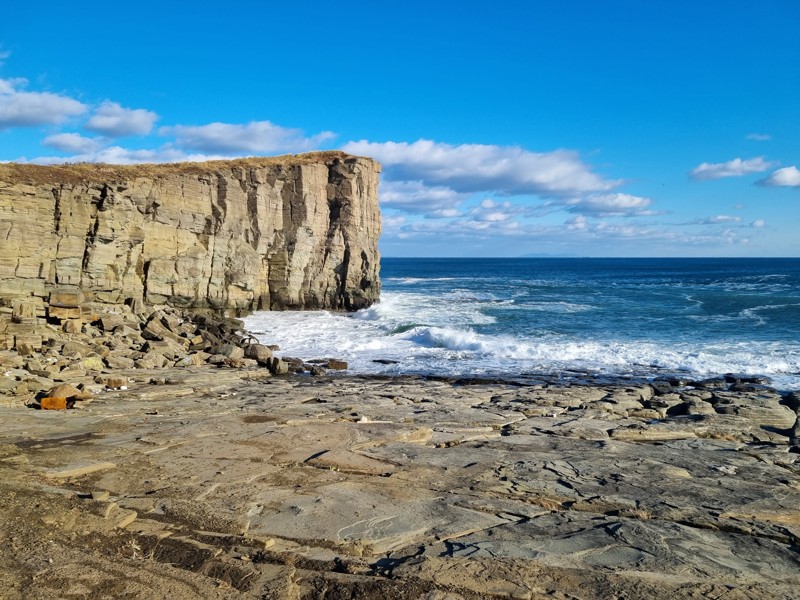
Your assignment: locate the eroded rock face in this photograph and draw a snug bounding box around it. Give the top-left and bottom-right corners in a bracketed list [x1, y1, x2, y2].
[0, 152, 381, 313]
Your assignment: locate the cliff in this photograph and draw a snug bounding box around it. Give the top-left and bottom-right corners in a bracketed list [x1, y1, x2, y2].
[0, 152, 381, 313]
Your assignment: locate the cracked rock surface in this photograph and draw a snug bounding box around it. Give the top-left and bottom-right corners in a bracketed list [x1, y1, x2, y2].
[1, 370, 799, 599]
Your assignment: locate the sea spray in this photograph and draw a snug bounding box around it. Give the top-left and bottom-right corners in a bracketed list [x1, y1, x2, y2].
[244, 258, 800, 388]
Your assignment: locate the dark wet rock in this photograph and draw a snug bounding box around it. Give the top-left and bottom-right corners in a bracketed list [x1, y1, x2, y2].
[689, 377, 728, 389]
[649, 380, 675, 395]
[724, 373, 772, 385]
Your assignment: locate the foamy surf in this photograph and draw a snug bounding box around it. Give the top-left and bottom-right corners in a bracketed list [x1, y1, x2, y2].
[244, 258, 800, 389]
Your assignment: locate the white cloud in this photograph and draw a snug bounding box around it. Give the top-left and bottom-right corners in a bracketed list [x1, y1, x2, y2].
[480, 212, 511, 222]
[24, 144, 227, 166]
[566, 215, 588, 230]
[563, 193, 656, 217]
[0, 50, 10, 66]
[689, 156, 776, 180]
[42, 132, 103, 154]
[751, 219, 766, 228]
[746, 133, 771, 141]
[0, 77, 86, 129]
[0, 78, 22, 94]
[468, 199, 522, 223]
[379, 179, 463, 213]
[703, 215, 742, 224]
[387, 212, 747, 248]
[162, 120, 335, 154]
[758, 165, 800, 188]
[342, 139, 619, 196]
[382, 214, 407, 228]
[85, 101, 158, 136]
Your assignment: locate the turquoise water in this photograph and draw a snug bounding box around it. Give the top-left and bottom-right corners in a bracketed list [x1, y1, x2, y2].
[245, 258, 800, 389]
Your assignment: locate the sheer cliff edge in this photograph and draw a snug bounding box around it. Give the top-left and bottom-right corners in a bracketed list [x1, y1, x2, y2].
[0, 152, 381, 314]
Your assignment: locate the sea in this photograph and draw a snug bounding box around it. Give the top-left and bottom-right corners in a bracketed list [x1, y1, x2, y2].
[243, 258, 800, 390]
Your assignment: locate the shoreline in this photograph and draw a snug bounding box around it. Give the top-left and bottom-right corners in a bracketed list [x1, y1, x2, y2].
[2, 365, 799, 598]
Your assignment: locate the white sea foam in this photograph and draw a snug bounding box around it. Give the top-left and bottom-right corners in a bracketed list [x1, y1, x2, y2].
[384, 277, 463, 284]
[243, 292, 800, 389]
[507, 301, 595, 313]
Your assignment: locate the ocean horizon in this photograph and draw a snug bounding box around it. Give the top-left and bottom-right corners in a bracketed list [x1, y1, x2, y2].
[245, 257, 800, 390]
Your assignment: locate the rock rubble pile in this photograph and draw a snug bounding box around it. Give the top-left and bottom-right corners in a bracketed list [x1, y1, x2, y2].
[0, 289, 348, 408]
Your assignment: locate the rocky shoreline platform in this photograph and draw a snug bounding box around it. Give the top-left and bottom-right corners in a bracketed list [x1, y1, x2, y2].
[1, 332, 799, 598]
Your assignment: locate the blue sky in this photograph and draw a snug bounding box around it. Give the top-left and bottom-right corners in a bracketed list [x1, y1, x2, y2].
[1, 1, 798, 257]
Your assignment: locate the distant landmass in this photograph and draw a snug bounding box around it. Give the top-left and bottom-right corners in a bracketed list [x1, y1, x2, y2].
[519, 253, 581, 258]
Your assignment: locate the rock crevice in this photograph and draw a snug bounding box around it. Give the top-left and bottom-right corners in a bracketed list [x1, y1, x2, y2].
[0, 151, 381, 313]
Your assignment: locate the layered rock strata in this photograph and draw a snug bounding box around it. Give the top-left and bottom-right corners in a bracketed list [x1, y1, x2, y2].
[1, 374, 799, 598]
[0, 152, 381, 313]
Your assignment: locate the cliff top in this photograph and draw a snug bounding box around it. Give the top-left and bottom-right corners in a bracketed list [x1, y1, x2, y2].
[0, 151, 373, 186]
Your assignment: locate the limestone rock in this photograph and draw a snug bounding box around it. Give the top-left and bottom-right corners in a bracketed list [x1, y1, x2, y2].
[46, 383, 89, 400]
[0, 152, 381, 313]
[244, 343, 273, 365]
[216, 343, 244, 360]
[327, 359, 349, 370]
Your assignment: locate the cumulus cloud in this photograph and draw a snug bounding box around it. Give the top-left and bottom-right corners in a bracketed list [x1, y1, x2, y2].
[562, 193, 656, 217]
[746, 133, 771, 141]
[689, 156, 776, 180]
[342, 139, 619, 196]
[386, 211, 748, 248]
[0, 77, 86, 129]
[700, 215, 742, 224]
[758, 165, 800, 188]
[162, 120, 335, 154]
[751, 219, 766, 228]
[469, 199, 522, 223]
[379, 180, 464, 214]
[25, 144, 227, 166]
[566, 215, 588, 230]
[85, 101, 158, 136]
[42, 132, 103, 154]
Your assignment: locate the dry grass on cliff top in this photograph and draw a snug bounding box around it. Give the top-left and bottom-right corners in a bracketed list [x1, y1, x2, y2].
[0, 151, 371, 186]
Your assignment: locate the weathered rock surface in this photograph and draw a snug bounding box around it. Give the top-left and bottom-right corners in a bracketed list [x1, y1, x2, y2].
[0, 152, 381, 312]
[0, 301, 354, 408]
[1, 372, 798, 599]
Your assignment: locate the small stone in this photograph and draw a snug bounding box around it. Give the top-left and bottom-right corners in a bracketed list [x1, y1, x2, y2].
[79, 356, 105, 371]
[105, 376, 129, 389]
[104, 354, 135, 369]
[99, 315, 125, 331]
[327, 359, 348, 370]
[49, 289, 84, 308]
[48, 306, 82, 320]
[176, 353, 205, 367]
[62, 319, 83, 334]
[15, 342, 36, 356]
[47, 383, 88, 400]
[44, 461, 116, 479]
[244, 343, 273, 365]
[40, 397, 67, 410]
[269, 358, 289, 375]
[217, 344, 245, 360]
[114, 509, 138, 529]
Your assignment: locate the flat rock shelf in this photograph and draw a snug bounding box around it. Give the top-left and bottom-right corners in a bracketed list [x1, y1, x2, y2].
[1, 369, 799, 599]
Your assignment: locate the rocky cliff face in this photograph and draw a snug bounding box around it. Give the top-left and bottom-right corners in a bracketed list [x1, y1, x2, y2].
[0, 152, 381, 313]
